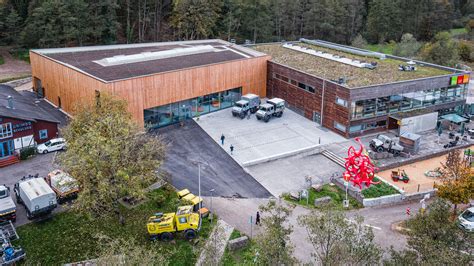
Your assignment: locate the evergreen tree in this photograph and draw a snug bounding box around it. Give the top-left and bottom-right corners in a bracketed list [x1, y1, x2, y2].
[366, 0, 402, 43]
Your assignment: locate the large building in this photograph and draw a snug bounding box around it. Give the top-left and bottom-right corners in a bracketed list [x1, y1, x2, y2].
[253, 39, 470, 137]
[30, 39, 470, 138]
[30, 40, 269, 128]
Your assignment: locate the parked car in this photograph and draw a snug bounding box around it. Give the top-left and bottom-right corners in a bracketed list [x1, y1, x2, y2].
[458, 207, 474, 232]
[36, 138, 66, 154]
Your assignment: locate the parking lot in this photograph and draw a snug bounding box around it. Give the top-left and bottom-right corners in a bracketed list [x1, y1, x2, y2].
[195, 108, 346, 166]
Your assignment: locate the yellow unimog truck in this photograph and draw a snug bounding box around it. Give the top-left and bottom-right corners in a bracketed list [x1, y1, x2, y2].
[147, 205, 200, 241]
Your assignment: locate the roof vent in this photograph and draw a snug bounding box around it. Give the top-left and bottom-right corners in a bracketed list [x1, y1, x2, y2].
[6, 96, 13, 109]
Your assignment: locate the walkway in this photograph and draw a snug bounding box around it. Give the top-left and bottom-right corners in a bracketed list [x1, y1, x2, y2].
[0, 47, 31, 81]
[196, 219, 234, 265]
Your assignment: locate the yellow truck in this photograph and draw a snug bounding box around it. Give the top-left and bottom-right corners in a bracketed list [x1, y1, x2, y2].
[147, 205, 200, 241]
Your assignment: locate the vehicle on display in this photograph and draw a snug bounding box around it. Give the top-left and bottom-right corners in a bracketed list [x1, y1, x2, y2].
[177, 189, 205, 214]
[391, 169, 410, 183]
[0, 221, 25, 265]
[0, 186, 16, 223]
[36, 138, 66, 154]
[44, 170, 79, 204]
[256, 98, 285, 122]
[231, 94, 261, 119]
[369, 134, 404, 156]
[147, 205, 201, 241]
[458, 207, 474, 232]
[14, 176, 57, 220]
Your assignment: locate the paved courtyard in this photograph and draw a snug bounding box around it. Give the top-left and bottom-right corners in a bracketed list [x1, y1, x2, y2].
[247, 153, 343, 196]
[195, 108, 346, 166]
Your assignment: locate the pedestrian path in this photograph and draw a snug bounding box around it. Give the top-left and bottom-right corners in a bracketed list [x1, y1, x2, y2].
[196, 219, 234, 266]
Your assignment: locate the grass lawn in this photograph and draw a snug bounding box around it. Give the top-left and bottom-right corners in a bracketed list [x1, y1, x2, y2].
[16, 185, 215, 265]
[361, 177, 400, 199]
[229, 229, 242, 240]
[9, 49, 30, 63]
[222, 232, 258, 265]
[284, 184, 362, 210]
[0, 55, 4, 65]
[450, 28, 468, 36]
[365, 42, 396, 55]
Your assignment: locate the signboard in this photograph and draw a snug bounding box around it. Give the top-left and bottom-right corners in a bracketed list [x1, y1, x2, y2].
[12, 121, 32, 133]
[450, 75, 470, 86]
[343, 200, 349, 208]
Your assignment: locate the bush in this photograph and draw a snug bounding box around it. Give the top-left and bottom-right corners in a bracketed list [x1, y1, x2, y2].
[19, 146, 36, 160]
[458, 41, 473, 62]
[361, 177, 399, 198]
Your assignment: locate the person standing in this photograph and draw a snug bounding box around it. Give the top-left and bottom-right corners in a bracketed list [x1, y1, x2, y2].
[255, 211, 261, 225]
[220, 134, 225, 145]
[230, 144, 234, 155]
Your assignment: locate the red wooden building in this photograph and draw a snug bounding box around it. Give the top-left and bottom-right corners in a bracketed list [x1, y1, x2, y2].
[0, 85, 60, 167]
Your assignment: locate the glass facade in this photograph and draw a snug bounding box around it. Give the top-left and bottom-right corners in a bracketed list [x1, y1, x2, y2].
[351, 84, 467, 119]
[144, 87, 242, 128]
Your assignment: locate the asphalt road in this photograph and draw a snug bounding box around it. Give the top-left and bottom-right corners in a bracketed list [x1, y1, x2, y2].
[153, 120, 272, 198]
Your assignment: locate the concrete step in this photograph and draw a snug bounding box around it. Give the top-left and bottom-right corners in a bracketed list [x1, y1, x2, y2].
[0, 156, 19, 168]
[321, 150, 345, 167]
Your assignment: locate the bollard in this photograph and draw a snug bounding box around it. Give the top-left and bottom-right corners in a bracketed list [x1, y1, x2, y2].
[406, 207, 411, 216]
[417, 184, 420, 192]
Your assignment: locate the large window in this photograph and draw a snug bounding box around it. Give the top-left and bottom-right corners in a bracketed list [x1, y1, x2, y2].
[0, 123, 13, 139]
[144, 87, 242, 128]
[351, 85, 467, 119]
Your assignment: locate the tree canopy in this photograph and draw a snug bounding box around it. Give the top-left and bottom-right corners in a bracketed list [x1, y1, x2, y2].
[0, 0, 470, 47]
[58, 94, 165, 220]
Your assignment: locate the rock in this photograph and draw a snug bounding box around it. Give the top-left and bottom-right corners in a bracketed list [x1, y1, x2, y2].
[228, 236, 249, 251]
[289, 191, 299, 200]
[311, 184, 323, 192]
[314, 196, 332, 207]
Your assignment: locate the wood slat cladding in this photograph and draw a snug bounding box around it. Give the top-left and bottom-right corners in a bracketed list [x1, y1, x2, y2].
[267, 61, 351, 137]
[31, 50, 270, 128]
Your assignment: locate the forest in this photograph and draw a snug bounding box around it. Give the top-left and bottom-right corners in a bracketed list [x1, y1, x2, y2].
[0, 0, 473, 67]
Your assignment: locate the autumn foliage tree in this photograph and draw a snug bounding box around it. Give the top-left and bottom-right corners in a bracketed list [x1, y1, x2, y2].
[58, 94, 165, 221]
[436, 149, 474, 213]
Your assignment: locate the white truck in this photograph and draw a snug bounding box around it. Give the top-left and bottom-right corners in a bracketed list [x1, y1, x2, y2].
[231, 94, 261, 119]
[256, 98, 285, 122]
[0, 186, 16, 222]
[14, 177, 57, 220]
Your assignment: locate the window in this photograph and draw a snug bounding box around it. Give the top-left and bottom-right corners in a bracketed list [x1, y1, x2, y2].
[179, 217, 187, 224]
[336, 97, 347, 107]
[39, 129, 48, 140]
[0, 123, 13, 139]
[334, 122, 346, 132]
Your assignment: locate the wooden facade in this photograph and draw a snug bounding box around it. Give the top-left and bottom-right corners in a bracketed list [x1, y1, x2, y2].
[30, 51, 270, 128]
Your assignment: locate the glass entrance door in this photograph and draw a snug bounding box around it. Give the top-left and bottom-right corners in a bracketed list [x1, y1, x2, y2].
[0, 140, 13, 158]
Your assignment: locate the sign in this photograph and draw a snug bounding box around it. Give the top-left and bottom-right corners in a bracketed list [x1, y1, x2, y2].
[249, 215, 253, 224]
[12, 121, 32, 133]
[343, 200, 349, 208]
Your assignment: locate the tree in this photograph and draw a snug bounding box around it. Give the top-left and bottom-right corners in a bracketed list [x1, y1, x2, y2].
[420, 31, 459, 67]
[254, 200, 297, 265]
[393, 33, 422, 58]
[436, 149, 474, 213]
[58, 94, 165, 221]
[458, 41, 473, 62]
[366, 0, 402, 43]
[385, 199, 473, 265]
[95, 234, 165, 265]
[171, 0, 223, 40]
[351, 34, 368, 49]
[298, 209, 381, 265]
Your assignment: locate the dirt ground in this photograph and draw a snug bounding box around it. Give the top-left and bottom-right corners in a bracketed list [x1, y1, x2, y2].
[0, 46, 31, 82]
[377, 146, 474, 193]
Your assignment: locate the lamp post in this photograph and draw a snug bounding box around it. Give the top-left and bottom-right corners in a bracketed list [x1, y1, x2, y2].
[209, 188, 215, 225]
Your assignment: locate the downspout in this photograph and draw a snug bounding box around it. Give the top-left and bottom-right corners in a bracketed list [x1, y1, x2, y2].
[321, 80, 325, 125]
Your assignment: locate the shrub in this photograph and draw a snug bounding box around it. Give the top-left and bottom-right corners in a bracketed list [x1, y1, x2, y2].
[20, 146, 36, 160]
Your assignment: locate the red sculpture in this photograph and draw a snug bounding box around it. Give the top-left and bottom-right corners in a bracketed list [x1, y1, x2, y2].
[343, 137, 380, 189]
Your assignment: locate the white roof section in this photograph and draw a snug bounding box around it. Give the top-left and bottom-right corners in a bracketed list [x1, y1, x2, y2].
[282, 43, 376, 69]
[19, 178, 55, 201]
[268, 98, 285, 104]
[242, 93, 259, 99]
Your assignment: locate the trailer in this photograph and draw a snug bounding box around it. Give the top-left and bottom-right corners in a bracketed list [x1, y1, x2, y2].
[14, 176, 57, 220]
[0, 221, 25, 265]
[45, 170, 79, 204]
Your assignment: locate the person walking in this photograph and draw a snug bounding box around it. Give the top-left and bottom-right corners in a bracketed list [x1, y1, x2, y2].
[220, 134, 225, 145]
[255, 211, 261, 226]
[230, 144, 234, 155]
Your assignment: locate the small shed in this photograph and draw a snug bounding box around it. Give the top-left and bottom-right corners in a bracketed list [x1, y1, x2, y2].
[399, 132, 422, 153]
